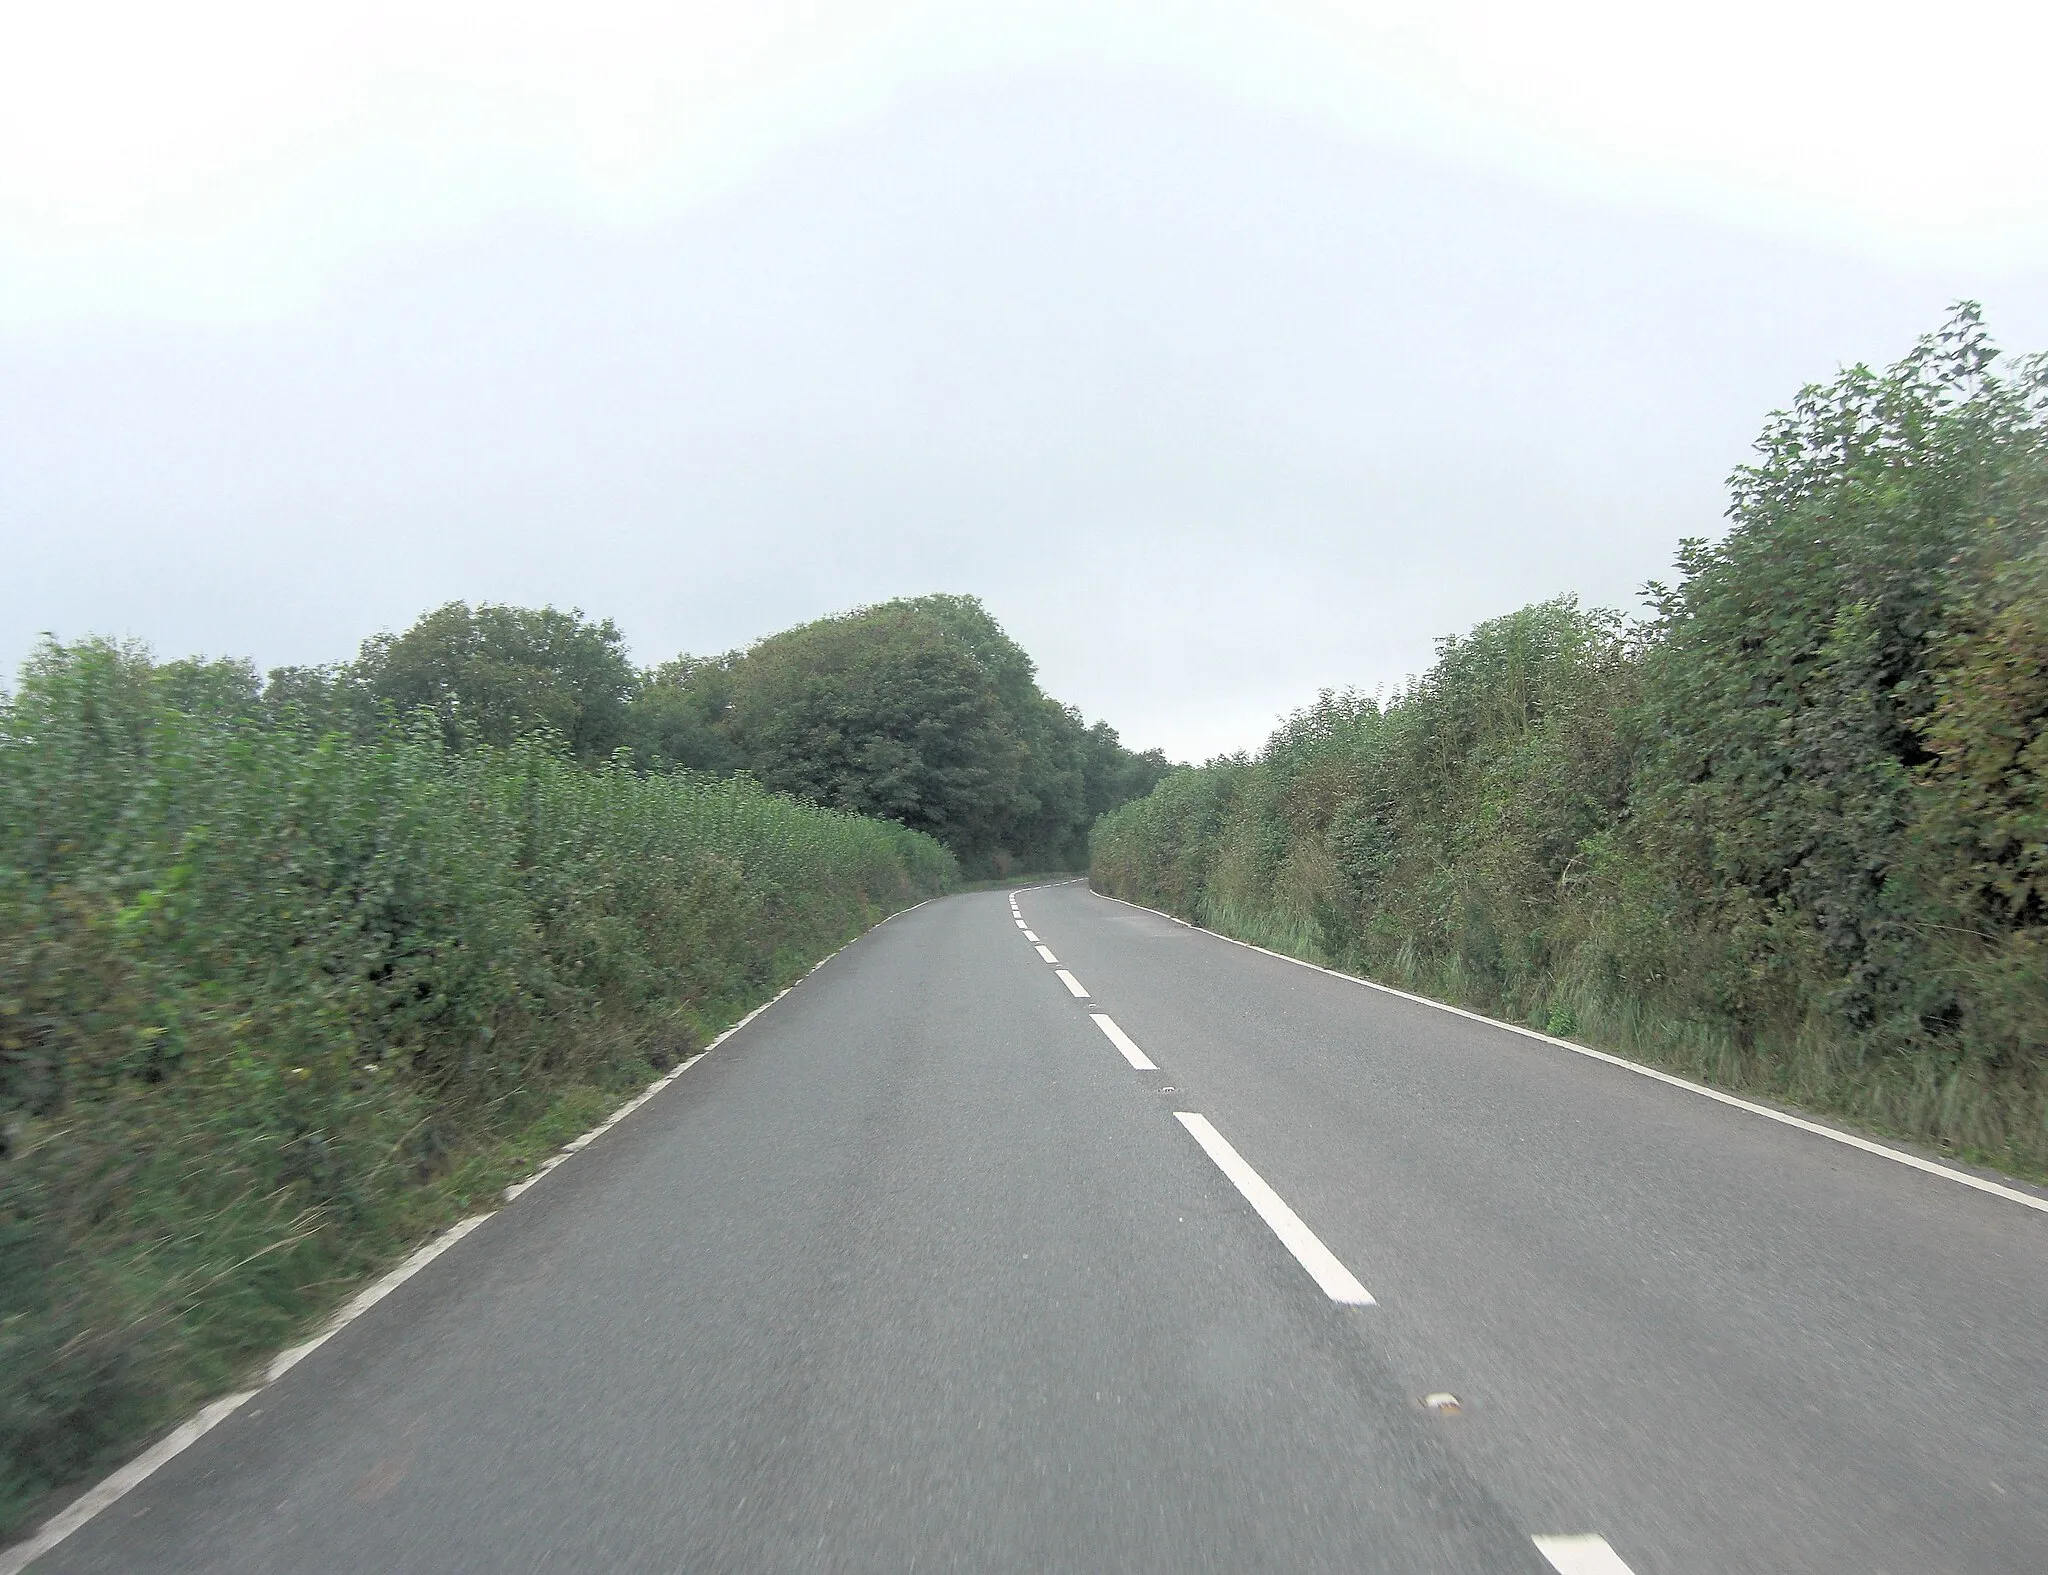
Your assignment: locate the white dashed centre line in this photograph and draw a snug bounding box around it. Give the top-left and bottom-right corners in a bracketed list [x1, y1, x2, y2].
[1034, 944, 1059, 964]
[1023, 929, 1041, 942]
[1173, 1113, 1375, 1306]
[1015, 919, 1028, 929]
[1055, 969, 1090, 998]
[1089, 1013, 1158, 1070]
[1532, 1534, 1637, 1574]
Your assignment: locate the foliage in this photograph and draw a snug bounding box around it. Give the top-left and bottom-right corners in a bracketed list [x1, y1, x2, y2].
[1095, 307, 2048, 1175]
[1633, 306, 2048, 1053]
[0, 640, 952, 1536]
[627, 655, 746, 776]
[351, 602, 639, 759]
[634, 595, 1169, 873]
[279, 594, 1164, 876]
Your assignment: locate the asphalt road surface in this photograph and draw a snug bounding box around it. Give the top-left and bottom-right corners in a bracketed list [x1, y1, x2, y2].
[24, 883, 2048, 1573]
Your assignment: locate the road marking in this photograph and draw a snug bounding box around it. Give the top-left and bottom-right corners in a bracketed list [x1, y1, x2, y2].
[1174, 1113, 1375, 1305]
[0, 1390, 260, 1575]
[1532, 1534, 1637, 1573]
[1055, 969, 1090, 998]
[1015, 919, 1028, 928]
[264, 1214, 494, 1383]
[1023, 929, 1040, 941]
[1090, 1013, 1158, 1070]
[0, 1206, 495, 1575]
[1094, 892, 2048, 1217]
[1035, 944, 1059, 963]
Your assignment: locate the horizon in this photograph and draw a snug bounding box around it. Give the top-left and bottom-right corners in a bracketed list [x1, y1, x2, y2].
[5, 4, 2046, 760]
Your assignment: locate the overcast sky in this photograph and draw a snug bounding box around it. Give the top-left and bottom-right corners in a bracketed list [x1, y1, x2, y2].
[5, 2, 2046, 760]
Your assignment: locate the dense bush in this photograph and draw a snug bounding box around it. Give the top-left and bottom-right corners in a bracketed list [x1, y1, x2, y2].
[0, 640, 953, 1536]
[1095, 308, 2048, 1174]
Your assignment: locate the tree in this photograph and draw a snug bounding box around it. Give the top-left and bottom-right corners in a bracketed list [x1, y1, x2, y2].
[638, 595, 1168, 871]
[627, 656, 746, 775]
[723, 598, 1029, 856]
[353, 602, 637, 759]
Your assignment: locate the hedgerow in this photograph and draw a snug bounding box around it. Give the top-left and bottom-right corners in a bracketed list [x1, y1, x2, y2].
[1094, 307, 2048, 1177]
[0, 640, 953, 1536]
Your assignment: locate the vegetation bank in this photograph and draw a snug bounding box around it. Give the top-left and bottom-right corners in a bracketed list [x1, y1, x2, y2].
[6, 596, 1087, 1534]
[1094, 308, 2048, 1180]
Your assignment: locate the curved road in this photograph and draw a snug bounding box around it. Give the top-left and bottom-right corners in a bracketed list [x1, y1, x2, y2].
[20, 883, 2048, 1572]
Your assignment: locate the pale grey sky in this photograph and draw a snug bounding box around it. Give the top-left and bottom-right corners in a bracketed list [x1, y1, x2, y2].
[5, 6, 2046, 759]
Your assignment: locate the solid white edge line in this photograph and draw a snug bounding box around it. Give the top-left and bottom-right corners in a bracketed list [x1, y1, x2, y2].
[1532, 1533, 1637, 1574]
[263, 1213, 494, 1384]
[1174, 1112, 1375, 1305]
[1090, 1013, 1158, 1071]
[1055, 968, 1090, 998]
[0, 1390, 261, 1575]
[0, 893, 947, 1574]
[1093, 891, 2048, 1218]
[1035, 944, 1059, 964]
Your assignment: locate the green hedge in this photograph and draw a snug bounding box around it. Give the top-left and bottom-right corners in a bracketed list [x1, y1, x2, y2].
[0, 638, 954, 1536]
[1095, 308, 2048, 1179]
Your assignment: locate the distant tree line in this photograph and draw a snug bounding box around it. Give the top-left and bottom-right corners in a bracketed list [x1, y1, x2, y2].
[1093, 307, 2048, 1176]
[248, 593, 1165, 875]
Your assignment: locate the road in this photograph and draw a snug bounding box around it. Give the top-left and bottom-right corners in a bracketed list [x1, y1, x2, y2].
[22, 883, 2048, 1573]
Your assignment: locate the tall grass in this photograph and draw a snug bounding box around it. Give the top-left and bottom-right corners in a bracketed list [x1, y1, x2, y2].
[0, 638, 954, 1538]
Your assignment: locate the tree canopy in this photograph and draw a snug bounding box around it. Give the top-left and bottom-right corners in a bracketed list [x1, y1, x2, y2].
[352, 601, 638, 759]
[634, 595, 1168, 871]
